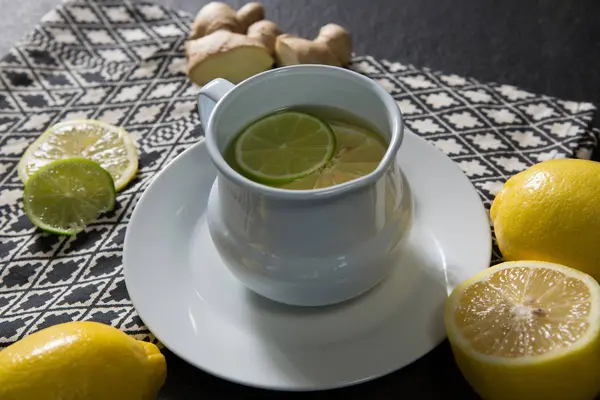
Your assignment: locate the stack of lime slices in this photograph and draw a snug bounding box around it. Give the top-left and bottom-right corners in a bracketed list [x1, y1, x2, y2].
[19, 119, 138, 235]
[233, 111, 387, 190]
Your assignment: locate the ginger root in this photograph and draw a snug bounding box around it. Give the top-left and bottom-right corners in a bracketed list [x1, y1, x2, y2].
[275, 24, 352, 67]
[186, 2, 276, 86]
[185, 2, 353, 86]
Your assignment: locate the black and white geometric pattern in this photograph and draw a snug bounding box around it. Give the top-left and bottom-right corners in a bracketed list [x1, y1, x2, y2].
[0, 0, 597, 347]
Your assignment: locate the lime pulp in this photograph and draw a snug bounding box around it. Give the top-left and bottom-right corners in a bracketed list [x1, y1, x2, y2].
[234, 111, 336, 184]
[23, 158, 116, 235]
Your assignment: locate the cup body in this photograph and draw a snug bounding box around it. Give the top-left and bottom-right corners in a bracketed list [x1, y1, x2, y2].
[199, 65, 412, 306]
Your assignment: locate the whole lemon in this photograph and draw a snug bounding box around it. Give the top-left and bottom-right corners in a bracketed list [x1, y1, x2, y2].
[0, 321, 166, 400]
[491, 158, 600, 281]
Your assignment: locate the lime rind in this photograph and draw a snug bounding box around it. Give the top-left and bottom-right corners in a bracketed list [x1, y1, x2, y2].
[18, 119, 138, 192]
[23, 157, 116, 235]
[234, 111, 336, 184]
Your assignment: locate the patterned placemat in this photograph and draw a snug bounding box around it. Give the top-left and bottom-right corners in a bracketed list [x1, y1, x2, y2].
[0, 0, 597, 347]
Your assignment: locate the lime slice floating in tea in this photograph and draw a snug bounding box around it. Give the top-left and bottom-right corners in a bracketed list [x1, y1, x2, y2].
[18, 119, 138, 192]
[23, 158, 116, 235]
[234, 111, 336, 184]
[281, 121, 387, 190]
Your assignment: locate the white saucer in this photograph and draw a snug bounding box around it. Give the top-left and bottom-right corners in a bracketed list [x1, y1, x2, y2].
[123, 130, 491, 391]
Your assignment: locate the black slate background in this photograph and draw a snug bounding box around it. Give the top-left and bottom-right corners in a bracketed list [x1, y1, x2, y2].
[0, 0, 599, 398]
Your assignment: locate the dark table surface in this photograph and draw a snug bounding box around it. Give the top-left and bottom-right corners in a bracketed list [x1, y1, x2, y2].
[1, 0, 599, 398]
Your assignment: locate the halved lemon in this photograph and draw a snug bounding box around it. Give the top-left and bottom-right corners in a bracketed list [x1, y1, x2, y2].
[445, 260, 600, 400]
[18, 119, 138, 191]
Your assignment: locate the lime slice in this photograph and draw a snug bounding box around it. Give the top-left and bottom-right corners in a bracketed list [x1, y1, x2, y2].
[18, 119, 138, 192]
[234, 111, 336, 184]
[23, 158, 116, 235]
[282, 121, 387, 190]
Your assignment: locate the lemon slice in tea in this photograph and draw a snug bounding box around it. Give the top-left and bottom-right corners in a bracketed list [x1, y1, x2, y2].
[445, 260, 600, 400]
[23, 158, 116, 235]
[18, 119, 138, 191]
[234, 111, 336, 184]
[282, 121, 387, 190]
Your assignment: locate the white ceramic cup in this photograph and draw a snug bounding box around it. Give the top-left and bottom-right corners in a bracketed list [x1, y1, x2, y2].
[198, 65, 413, 307]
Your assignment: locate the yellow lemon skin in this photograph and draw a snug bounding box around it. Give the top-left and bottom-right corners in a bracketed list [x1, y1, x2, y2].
[490, 158, 600, 281]
[449, 333, 600, 400]
[0, 321, 166, 400]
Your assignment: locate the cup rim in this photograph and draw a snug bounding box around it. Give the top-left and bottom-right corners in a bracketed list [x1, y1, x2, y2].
[205, 65, 404, 200]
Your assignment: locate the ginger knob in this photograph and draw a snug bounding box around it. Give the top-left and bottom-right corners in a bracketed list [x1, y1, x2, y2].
[315, 24, 352, 66]
[189, 2, 242, 40]
[247, 20, 282, 54]
[275, 23, 352, 67]
[189, 2, 266, 40]
[236, 2, 265, 32]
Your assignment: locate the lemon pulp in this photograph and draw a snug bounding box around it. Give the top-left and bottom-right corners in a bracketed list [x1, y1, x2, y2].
[281, 121, 387, 190]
